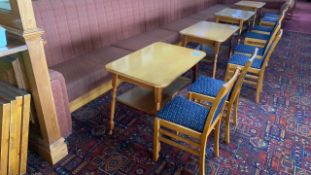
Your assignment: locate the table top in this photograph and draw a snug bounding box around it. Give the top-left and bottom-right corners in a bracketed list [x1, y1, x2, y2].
[235, 1, 266, 9]
[215, 8, 255, 21]
[0, 38, 27, 58]
[106, 42, 206, 88]
[180, 21, 240, 43]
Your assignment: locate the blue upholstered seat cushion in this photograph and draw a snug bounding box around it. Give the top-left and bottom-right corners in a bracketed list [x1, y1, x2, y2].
[252, 25, 274, 33]
[264, 12, 279, 18]
[234, 44, 265, 56]
[188, 76, 224, 97]
[261, 16, 278, 22]
[228, 54, 263, 69]
[157, 96, 210, 132]
[245, 32, 271, 41]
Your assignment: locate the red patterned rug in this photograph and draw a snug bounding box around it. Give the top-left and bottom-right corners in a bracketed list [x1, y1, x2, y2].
[27, 31, 311, 174]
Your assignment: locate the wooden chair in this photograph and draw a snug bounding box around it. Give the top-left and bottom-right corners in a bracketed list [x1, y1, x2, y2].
[243, 20, 281, 48]
[225, 30, 283, 103]
[259, 5, 288, 27]
[153, 69, 240, 175]
[187, 49, 258, 144]
[234, 22, 280, 59]
[251, 9, 285, 35]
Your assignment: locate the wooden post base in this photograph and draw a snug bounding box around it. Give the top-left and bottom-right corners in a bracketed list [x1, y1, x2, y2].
[29, 136, 68, 164]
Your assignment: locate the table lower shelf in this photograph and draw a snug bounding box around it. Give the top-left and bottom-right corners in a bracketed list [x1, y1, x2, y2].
[117, 77, 191, 114]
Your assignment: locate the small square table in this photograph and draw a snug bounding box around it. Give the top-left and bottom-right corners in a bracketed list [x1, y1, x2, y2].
[215, 8, 255, 35]
[180, 21, 239, 78]
[234, 1, 266, 25]
[106, 42, 206, 134]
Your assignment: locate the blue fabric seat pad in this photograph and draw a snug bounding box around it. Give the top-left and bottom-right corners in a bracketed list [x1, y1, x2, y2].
[234, 44, 265, 56]
[157, 96, 211, 132]
[245, 32, 271, 41]
[261, 16, 278, 23]
[188, 76, 224, 98]
[228, 54, 263, 69]
[252, 25, 274, 33]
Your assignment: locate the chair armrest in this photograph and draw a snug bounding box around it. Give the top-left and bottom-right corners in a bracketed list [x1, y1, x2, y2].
[49, 69, 72, 138]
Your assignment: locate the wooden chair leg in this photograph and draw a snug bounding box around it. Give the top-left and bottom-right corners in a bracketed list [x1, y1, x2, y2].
[153, 119, 161, 161]
[224, 66, 232, 81]
[214, 119, 221, 157]
[199, 146, 206, 175]
[225, 104, 232, 144]
[256, 74, 264, 103]
[233, 98, 239, 127]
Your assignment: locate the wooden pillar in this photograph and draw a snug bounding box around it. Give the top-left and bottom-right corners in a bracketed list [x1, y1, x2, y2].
[0, 0, 68, 164]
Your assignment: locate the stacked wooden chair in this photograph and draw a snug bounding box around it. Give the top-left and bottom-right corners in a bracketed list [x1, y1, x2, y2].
[188, 49, 258, 144]
[225, 29, 283, 103]
[153, 69, 240, 175]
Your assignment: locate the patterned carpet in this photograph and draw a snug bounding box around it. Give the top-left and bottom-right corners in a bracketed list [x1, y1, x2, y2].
[27, 31, 311, 175]
[284, 1, 311, 34]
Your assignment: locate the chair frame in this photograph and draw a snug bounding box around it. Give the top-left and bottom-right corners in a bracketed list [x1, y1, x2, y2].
[244, 21, 282, 48]
[153, 69, 240, 175]
[259, 5, 289, 27]
[188, 49, 258, 144]
[225, 30, 283, 103]
[237, 23, 281, 59]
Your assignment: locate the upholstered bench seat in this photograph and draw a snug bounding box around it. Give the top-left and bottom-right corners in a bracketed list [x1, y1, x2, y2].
[112, 29, 179, 51]
[198, 4, 229, 20]
[189, 4, 228, 21]
[50, 46, 131, 101]
[161, 17, 201, 32]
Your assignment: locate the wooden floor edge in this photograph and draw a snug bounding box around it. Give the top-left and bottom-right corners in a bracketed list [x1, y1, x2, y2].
[69, 81, 112, 112]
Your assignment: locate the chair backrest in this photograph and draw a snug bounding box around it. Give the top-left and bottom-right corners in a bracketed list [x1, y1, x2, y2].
[202, 68, 240, 133]
[228, 48, 259, 104]
[264, 22, 281, 55]
[262, 29, 283, 69]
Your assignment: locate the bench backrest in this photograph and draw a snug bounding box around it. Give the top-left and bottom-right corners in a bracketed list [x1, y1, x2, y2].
[33, 0, 216, 67]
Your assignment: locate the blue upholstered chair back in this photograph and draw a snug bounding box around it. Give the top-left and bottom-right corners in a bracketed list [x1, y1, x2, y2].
[203, 69, 240, 131]
[228, 48, 258, 103]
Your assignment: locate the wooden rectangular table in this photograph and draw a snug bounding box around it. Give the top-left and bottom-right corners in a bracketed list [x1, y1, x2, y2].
[215, 8, 255, 35]
[105, 42, 206, 134]
[234, 1, 266, 25]
[180, 21, 239, 78]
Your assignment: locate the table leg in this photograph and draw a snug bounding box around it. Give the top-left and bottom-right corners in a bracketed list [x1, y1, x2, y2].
[253, 11, 257, 27]
[192, 64, 199, 82]
[181, 36, 188, 47]
[229, 36, 234, 58]
[238, 21, 244, 43]
[154, 88, 163, 112]
[213, 42, 221, 78]
[109, 74, 119, 135]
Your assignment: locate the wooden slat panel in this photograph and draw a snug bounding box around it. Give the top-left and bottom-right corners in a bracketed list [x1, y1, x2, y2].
[159, 136, 199, 156]
[19, 94, 30, 174]
[0, 99, 11, 175]
[159, 119, 201, 139]
[159, 129, 200, 148]
[7, 97, 22, 175]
